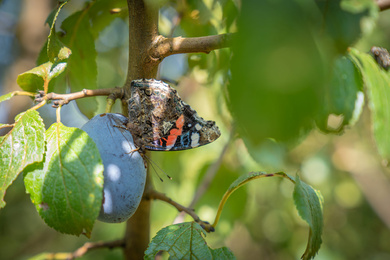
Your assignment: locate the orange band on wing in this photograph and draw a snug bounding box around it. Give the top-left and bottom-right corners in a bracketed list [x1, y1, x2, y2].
[159, 114, 184, 147]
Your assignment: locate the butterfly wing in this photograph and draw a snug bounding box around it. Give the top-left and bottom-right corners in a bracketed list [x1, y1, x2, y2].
[128, 79, 221, 151]
[145, 105, 221, 151]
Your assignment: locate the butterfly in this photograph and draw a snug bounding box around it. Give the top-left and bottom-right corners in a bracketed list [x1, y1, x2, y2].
[127, 79, 221, 151]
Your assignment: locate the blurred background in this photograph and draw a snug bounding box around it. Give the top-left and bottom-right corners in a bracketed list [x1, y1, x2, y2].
[1, 0, 390, 259]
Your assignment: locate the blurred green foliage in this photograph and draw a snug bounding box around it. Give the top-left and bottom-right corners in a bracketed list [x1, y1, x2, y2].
[1, 0, 390, 259]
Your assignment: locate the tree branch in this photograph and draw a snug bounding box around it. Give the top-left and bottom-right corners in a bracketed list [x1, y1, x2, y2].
[123, 0, 159, 103]
[152, 33, 234, 60]
[35, 87, 123, 107]
[377, 0, 390, 11]
[148, 190, 214, 232]
[41, 239, 125, 260]
[123, 0, 159, 259]
[148, 190, 197, 220]
[123, 1, 232, 259]
[124, 172, 153, 259]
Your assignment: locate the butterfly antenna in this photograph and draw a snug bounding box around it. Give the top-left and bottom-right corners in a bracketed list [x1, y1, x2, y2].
[143, 155, 164, 182]
[144, 154, 172, 180]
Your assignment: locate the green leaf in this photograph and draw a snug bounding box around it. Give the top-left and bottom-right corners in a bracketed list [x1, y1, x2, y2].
[26, 253, 52, 260]
[0, 92, 17, 103]
[45, 6, 57, 28]
[210, 247, 236, 259]
[316, 55, 364, 132]
[316, 0, 378, 54]
[228, 0, 329, 146]
[145, 222, 236, 260]
[241, 138, 287, 171]
[17, 64, 48, 92]
[293, 175, 324, 260]
[47, 0, 71, 62]
[0, 92, 36, 117]
[0, 110, 45, 208]
[24, 123, 104, 236]
[37, 40, 50, 66]
[17, 61, 67, 93]
[60, 10, 98, 118]
[222, 0, 238, 31]
[88, 0, 128, 39]
[180, 2, 218, 37]
[212, 172, 323, 260]
[349, 48, 390, 161]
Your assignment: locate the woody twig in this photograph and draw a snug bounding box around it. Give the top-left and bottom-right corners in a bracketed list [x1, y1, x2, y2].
[151, 33, 234, 60]
[147, 190, 215, 232]
[35, 87, 124, 107]
[39, 239, 125, 260]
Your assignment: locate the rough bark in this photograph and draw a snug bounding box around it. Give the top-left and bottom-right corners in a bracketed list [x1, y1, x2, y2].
[123, 0, 159, 104]
[123, 1, 158, 259]
[122, 1, 233, 259]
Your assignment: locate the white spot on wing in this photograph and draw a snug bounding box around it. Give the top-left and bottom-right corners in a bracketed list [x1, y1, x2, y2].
[191, 133, 200, 147]
[195, 124, 202, 131]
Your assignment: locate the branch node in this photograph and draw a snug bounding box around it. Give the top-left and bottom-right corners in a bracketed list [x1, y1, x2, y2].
[34, 88, 121, 109]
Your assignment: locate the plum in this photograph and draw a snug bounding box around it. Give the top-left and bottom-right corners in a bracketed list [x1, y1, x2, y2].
[81, 113, 146, 223]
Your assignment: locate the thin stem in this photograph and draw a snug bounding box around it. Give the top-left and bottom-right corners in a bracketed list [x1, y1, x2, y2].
[56, 105, 61, 123]
[30, 100, 47, 111]
[38, 88, 123, 107]
[0, 124, 15, 130]
[149, 190, 198, 221]
[106, 87, 124, 112]
[105, 98, 116, 113]
[38, 239, 125, 260]
[13, 91, 36, 97]
[149, 190, 214, 232]
[152, 33, 234, 60]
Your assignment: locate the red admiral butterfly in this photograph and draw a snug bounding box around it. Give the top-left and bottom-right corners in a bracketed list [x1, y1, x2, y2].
[127, 79, 221, 151]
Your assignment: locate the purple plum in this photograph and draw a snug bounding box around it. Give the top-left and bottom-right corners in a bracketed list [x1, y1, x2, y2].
[81, 113, 146, 223]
